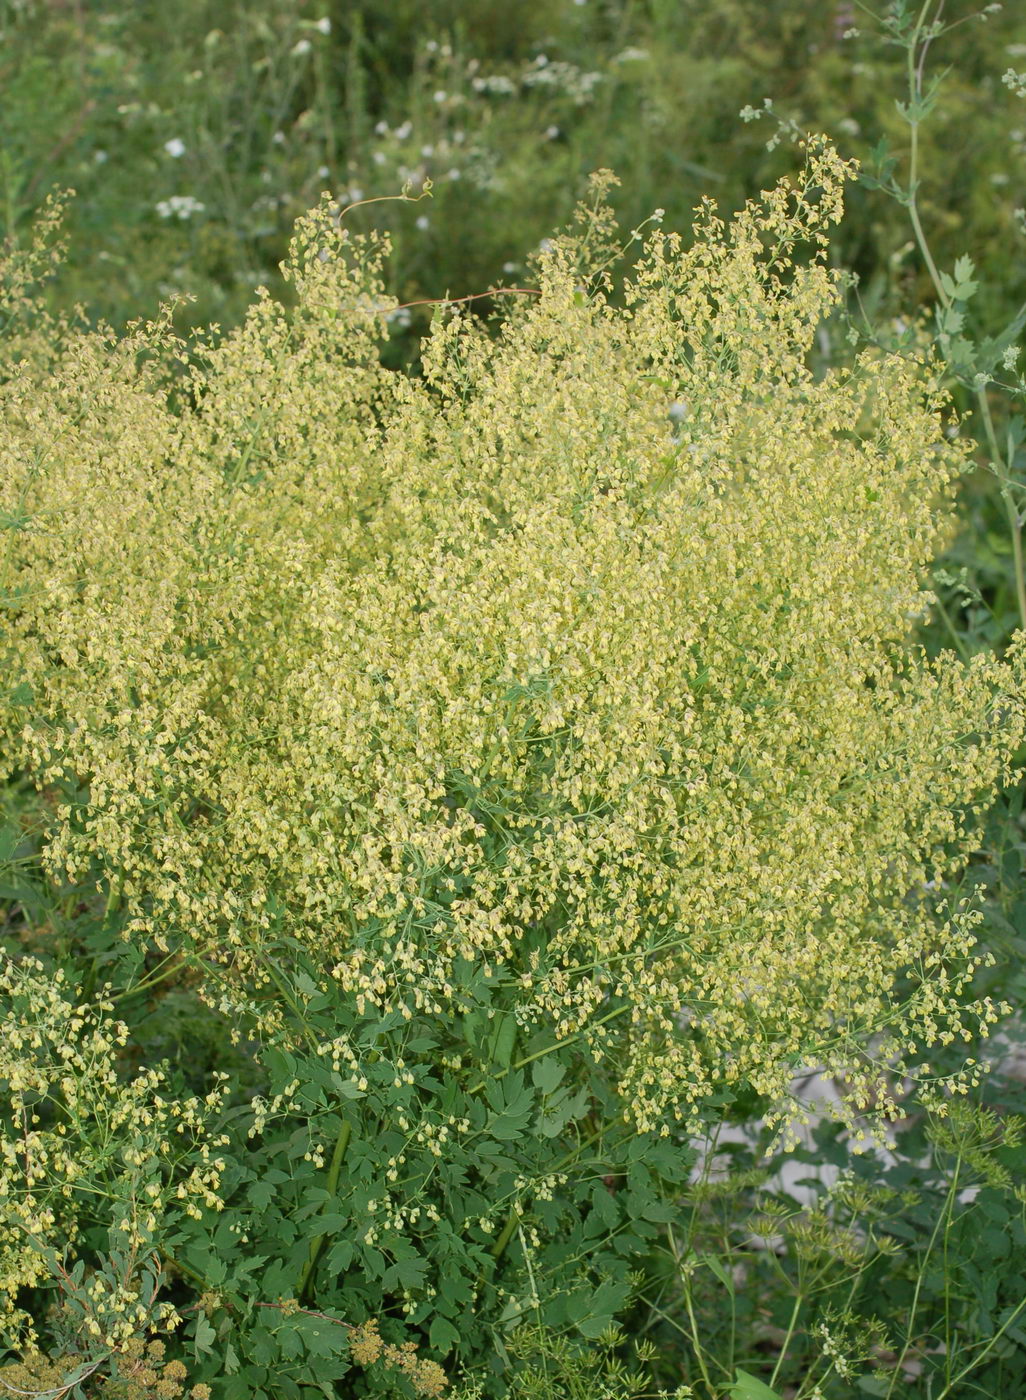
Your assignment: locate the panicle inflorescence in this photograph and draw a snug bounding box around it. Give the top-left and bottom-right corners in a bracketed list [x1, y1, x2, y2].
[0, 958, 227, 1344]
[1, 138, 1023, 1144]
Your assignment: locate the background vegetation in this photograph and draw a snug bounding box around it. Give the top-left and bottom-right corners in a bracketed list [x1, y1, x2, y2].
[3, 1, 1026, 1397]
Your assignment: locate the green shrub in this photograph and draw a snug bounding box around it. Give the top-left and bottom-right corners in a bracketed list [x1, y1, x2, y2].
[1, 143, 1023, 1394]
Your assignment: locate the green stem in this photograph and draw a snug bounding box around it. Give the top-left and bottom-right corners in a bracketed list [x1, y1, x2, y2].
[468, 1004, 633, 1264]
[485, 1121, 608, 1269]
[933, 592, 971, 662]
[103, 882, 119, 920]
[934, 1285, 1026, 1399]
[108, 955, 185, 1006]
[978, 392, 1026, 632]
[884, 1156, 961, 1400]
[902, 1, 1026, 632]
[681, 1268, 717, 1397]
[159, 1248, 207, 1289]
[259, 953, 320, 1053]
[467, 1000, 632, 1096]
[769, 1291, 804, 1390]
[489, 1207, 520, 1261]
[296, 1117, 352, 1302]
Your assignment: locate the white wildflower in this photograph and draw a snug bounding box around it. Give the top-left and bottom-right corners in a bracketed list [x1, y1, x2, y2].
[155, 194, 205, 220]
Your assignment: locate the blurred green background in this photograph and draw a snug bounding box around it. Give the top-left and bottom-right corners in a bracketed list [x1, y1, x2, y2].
[2, 0, 1024, 340]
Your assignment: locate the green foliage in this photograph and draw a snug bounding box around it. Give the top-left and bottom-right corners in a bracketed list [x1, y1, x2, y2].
[163, 964, 693, 1396]
[4, 3, 1026, 1398]
[2, 0, 1024, 339]
[645, 1096, 1026, 1399]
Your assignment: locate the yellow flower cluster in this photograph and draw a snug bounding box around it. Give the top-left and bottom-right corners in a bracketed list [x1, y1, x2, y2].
[2, 140, 1022, 1135]
[0, 958, 227, 1343]
[348, 1317, 448, 1397]
[0, 1340, 202, 1400]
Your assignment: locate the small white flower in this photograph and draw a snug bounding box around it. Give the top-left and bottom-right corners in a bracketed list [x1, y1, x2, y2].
[473, 74, 520, 95]
[347, 186, 364, 202]
[94, 150, 108, 164]
[314, 16, 331, 34]
[433, 89, 447, 103]
[272, 129, 286, 145]
[502, 261, 517, 274]
[416, 215, 430, 230]
[421, 143, 435, 157]
[374, 120, 389, 135]
[534, 53, 548, 66]
[317, 164, 330, 178]
[396, 120, 413, 140]
[538, 237, 554, 253]
[446, 167, 461, 180]
[544, 125, 560, 140]
[373, 150, 387, 166]
[155, 194, 205, 220]
[164, 138, 186, 158]
[292, 38, 312, 56]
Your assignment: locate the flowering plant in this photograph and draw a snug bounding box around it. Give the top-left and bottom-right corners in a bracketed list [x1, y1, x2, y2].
[1, 141, 1022, 1393]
